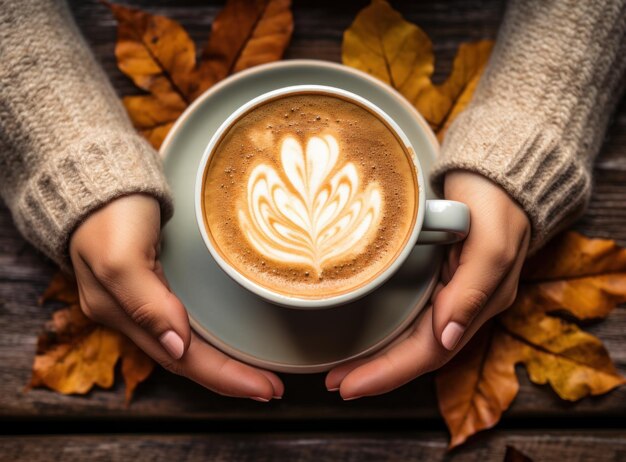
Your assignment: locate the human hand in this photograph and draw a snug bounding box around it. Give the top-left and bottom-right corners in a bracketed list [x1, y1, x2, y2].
[325, 171, 531, 399]
[70, 194, 283, 401]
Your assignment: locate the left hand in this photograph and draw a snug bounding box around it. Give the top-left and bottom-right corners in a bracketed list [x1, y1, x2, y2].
[325, 171, 531, 399]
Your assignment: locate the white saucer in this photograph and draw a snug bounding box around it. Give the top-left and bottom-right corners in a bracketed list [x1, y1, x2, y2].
[159, 60, 442, 373]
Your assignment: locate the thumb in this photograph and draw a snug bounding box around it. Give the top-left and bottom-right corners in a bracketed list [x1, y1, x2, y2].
[432, 242, 508, 351]
[105, 262, 191, 360]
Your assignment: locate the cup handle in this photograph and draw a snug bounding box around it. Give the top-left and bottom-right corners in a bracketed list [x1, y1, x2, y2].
[416, 200, 470, 245]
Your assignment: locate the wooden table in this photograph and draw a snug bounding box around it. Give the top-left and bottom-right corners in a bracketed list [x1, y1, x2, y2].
[1, 1, 625, 460]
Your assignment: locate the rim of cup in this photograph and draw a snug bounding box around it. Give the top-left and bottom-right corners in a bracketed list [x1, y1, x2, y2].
[194, 84, 427, 309]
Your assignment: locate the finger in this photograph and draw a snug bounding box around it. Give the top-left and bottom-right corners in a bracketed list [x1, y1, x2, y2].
[257, 369, 285, 398]
[336, 278, 521, 400]
[331, 234, 529, 399]
[326, 357, 373, 392]
[432, 237, 513, 351]
[336, 309, 454, 399]
[108, 306, 279, 401]
[325, 316, 418, 391]
[99, 262, 191, 361]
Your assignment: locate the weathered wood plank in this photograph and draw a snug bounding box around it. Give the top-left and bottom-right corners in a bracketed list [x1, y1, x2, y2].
[1, 251, 625, 419]
[0, 0, 624, 420]
[2, 431, 626, 461]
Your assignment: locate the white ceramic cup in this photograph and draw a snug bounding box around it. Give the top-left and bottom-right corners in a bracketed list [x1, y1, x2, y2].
[195, 85, 469, 309]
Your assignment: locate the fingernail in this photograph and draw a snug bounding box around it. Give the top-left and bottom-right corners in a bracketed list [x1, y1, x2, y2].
[327, 387, 339, 392]
[343, 395, 361, 401]
[272, 395, 282, 400]
[251, 396, 270, 402]
[441, 321, 465, 351]
[159, 330, 184, 360]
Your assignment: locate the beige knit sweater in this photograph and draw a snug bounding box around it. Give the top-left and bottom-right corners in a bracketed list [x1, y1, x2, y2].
[0, 0, 624, 269]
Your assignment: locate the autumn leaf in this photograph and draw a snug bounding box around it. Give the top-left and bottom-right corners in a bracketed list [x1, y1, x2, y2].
[342, 0, 493, 138]
[196, 0, 294, 98]
[38, 271, 79, 306]
[29, 273, 155, 405]
[501, 295, 625, 401]
[521, 232, 626, 319]
[436, 323, 522, 448]
[436, 232, 626, 448]
[106, 0, 293, 149]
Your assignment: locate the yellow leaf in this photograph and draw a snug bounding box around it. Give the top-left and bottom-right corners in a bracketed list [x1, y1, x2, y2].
[501, 296, 625, 401]
[342, 0, 492, 135]
[31, 324, 120, 395]
[342, 0, 433, 99]
[415, 41, 492, 132]
[29, 273, 155, 403]
[522, 232, 626, 319]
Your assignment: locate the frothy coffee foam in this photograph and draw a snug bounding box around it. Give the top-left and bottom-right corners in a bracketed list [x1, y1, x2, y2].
[202, 93, 418, 299]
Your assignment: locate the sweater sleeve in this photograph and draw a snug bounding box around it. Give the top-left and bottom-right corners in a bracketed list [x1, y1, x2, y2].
[429, 0, 626, 253]
[0, 0, 174, 270]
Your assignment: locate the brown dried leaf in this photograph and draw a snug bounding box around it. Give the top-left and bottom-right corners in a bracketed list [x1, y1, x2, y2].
[436, 323, 522, 448]
[29, 273, 155, 403]
[120, 336, 155, 406]
[38, 272, 78, 306]
[108, 0, 293, 148]
[196, 0, 294, 98]
[105, 1, 196, 104]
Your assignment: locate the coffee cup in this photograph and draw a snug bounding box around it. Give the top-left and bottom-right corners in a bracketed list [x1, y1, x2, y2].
[195, 85, 469, 309]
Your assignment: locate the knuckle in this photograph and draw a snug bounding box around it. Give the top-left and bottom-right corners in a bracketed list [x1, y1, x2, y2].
[92, 252, 130, 282]
[127, 302, 160, 332]
[160, 357, 184, 376]
[486, 241, 516, 270]
[460, 287, 489, 323]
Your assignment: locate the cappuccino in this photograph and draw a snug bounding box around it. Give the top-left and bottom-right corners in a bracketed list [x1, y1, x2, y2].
[201, 92, 418, 299]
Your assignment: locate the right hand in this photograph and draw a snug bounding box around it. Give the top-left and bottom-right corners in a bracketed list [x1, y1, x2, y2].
[69, 194, 283, 402]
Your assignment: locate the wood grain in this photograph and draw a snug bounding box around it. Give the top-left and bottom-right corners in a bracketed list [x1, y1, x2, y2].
[2, 431, 626, 461]
[0, 0, 624, 422]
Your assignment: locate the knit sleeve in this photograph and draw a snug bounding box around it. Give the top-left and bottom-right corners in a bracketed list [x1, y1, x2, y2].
[0, 0, 173, 271]
[429, 0, 626, 252]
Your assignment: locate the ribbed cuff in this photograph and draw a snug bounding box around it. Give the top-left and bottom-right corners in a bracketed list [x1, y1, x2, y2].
[14, 131, 174, 271]
[429, 104, 591, 253]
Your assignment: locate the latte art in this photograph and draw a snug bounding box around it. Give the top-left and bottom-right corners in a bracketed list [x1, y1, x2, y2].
[202, 93, 418, 299]
[239, 134, 382, 275]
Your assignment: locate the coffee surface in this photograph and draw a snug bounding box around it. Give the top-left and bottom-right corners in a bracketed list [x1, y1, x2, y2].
[202, 93, 418, 299]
